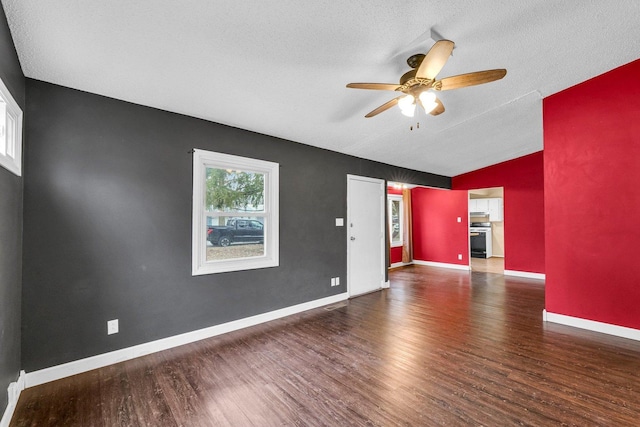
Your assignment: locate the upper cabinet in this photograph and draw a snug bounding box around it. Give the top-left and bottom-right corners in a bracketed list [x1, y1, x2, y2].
[469, 197, 503, 222]
[487, 198, 503, 222]
[469, 198, 489, 213]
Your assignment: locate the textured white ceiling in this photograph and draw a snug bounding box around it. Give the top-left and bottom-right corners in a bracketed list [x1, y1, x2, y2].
[3, 1, 640, 176]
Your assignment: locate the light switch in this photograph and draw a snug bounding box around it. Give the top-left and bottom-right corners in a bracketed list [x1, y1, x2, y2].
[335, 218, 344, 226]
[107, 319, 119, 335]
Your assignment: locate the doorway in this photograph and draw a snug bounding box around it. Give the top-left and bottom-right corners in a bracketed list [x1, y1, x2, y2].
[347, 175, 385, 297]
[387, 182, 414, 269]
[468, 187, 505, 274]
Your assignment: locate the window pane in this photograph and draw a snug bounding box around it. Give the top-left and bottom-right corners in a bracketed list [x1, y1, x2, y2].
[206, 215, 265, 261]
[391, 200, 401, 244]
[6, 113, 15, 157]
[0, 100, 6, 156]
[205, 167, 265, 213]
[193, 149, 278, 275]
[0, 78, 22, 176]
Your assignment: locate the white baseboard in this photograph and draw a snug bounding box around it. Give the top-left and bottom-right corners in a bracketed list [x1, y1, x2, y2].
[504, 270, 545, 280]
[543, 310, 640, 342]
[389, 261, 412, 269]
[1, 370, 25, 427]
[413, 259, 471, 271]
[24, 293, 348, 389]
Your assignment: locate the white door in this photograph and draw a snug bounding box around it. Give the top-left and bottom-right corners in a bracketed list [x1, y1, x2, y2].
[347, 175, 385, 297]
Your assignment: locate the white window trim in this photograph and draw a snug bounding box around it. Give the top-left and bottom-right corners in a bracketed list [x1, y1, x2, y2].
[192, 149, 279, 275]
[0, 77, 23, 176]
[388, 194, 403, 248]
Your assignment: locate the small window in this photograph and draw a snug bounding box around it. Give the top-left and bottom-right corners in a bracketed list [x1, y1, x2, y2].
[0, 77, 22, 176]
[388, 194, 403, 247]
[192, 149, 279, 275]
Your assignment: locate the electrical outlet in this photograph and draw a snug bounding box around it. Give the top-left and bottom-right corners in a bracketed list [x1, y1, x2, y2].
[458, 254, 463, 260]
[107, 319, 119, 335]
[335, 277, 340, 286]
[331, 277, 336, 287]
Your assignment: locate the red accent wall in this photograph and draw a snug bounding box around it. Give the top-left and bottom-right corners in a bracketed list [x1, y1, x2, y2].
[411, 187, 468, 266]
[390, 246, 403, 264]
[452, 152, 545, 274]
[543, 58, 640, 329]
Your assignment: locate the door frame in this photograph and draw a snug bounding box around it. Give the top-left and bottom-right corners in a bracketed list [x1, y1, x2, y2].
[346, 174, 386, 297]
[467, 187, 505, 272]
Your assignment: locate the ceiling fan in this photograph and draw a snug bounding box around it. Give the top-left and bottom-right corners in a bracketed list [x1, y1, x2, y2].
[346, 40, 506, 118]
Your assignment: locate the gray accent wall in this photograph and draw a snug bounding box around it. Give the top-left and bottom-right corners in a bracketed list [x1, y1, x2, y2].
[0, 4, 24, 414]
[22, 79, 450, 372]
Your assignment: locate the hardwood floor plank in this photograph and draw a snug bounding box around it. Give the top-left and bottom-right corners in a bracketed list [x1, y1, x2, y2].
[119, 358, 177, 426]
[11, 265, 640, 426]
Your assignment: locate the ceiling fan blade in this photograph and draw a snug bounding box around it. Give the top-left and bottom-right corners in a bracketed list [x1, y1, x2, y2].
[430, 97, 445, 116]
[416, 40, 455, 80]
[346, 83, 400, 91]
[437, 69, 507, 91]
[365, 96, 403, 118]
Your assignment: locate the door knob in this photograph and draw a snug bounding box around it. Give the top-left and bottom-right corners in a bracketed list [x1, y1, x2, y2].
[350, 236, 356, 241]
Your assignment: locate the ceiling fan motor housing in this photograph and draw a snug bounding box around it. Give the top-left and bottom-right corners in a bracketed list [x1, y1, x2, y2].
[406, 53, 426, 69]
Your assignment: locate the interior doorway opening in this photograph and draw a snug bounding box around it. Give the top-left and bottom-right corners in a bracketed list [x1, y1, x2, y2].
[468, 187, 505, 274]
[387, 182, 414, 269]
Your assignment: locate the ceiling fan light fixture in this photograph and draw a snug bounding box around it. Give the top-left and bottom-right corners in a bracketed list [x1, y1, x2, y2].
[398, 94, 416, 117]
[422, 100, 438, 114]
[419, 91, 438, 113]
[419, 91, 436, 104]
[398, 94, 414, 109]
[400, 103, 416, 117]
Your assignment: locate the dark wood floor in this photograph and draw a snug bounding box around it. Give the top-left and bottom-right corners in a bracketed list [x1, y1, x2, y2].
[11, 265, 640, 426]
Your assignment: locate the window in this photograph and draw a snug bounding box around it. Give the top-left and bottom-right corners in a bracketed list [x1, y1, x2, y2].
[192, 149, 279, 275]
[388, 194, 403, 247]
[0, 77, 22, 176]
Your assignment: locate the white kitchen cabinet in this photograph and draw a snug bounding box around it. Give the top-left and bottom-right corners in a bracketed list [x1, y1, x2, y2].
[488, 198, 503, 222]
[469, 198, 490, 213]
[469, 197, 503, 221]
